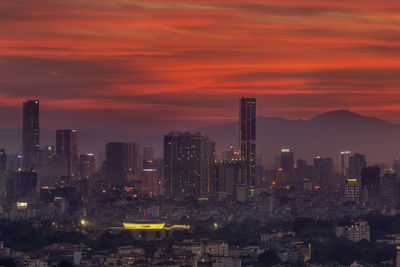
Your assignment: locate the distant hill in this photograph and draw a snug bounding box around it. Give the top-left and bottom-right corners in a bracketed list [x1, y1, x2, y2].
[199, 110, 400, 168]
[0, 110, 399, 168]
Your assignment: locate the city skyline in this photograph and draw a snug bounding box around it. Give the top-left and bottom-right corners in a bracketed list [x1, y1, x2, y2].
[2, 101, 400, 166]
[1, 0, 400, 133]
[2, 1, 400, 266]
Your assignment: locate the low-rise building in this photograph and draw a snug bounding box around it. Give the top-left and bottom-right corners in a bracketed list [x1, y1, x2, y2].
[336, 221, 370, 242]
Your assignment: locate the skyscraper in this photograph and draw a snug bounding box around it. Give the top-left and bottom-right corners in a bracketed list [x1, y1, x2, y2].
[313, 156, 334, 187]
[281, 148, 294, 175]
[79, 154, 96, 179]
[22, 100, 39, 169]
[345, 178, 359, 203]
[239, 97, 256, 186]
[56, 130, 78, 177]
[127, 143, 140, 172]
[361, 166, 380, 204]
[340, 151, 351, 177]
[103, 142, 128, 185]
[349, 153, 367, 179]
[295, 159, 313, 180]
[212, 160, 244, 194]
[164, 132, 215, 198]
[0, 149, 6, 172]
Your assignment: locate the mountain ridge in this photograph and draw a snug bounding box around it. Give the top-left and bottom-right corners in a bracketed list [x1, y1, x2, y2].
[0, 110, 398, 167]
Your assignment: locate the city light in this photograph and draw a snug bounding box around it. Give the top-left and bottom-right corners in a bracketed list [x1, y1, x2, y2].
[123, 223, 166, 230]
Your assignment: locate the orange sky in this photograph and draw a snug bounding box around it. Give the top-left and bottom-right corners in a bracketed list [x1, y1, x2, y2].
[1, 0, 400, 132]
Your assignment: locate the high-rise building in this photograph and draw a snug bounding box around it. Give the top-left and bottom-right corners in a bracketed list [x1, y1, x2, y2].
[361, 166, 380, 204]
[127, 143, 140, 172]
[239, 97, 256, 186]
[0, 149, 6, 172]
[22, 100, 40, 169]
[142, 147, 155, 169]
[345, 178, 359, 202]
[7, 171, 37, 200]
[340, 151, 351, 177]
[79, 154, 96, 179]
[163, 132, 215, 198]
[349, 153, 367, 179]
[56, 130, 78, 177]
[380, 170, 397, 205]
[280, 148, 294, 176]
[6, 154, 22, 172]
[221, 146, 240, 161]
[313, 156, 334, 187]
[138, 168, 159, 197]
[212, 160, 244, 194]
[33, 145, 57, 186]
[103, 142, 129, 185]
[393, 158, 400, 178]
[295, 159, 313, 180]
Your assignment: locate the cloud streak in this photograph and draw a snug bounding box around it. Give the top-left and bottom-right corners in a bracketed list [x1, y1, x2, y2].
[1, 0, 400, 132]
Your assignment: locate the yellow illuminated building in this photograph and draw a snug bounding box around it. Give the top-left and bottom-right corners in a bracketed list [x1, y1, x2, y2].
[123, 223, 189, 230]
[345, 178, 359, 202]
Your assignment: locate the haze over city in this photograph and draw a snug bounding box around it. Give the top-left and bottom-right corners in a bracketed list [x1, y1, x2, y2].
[2, 1, 400, 267]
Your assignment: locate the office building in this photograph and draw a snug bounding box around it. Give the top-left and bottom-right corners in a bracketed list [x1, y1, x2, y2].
[361, 166, 380, 204]
[393, 158, 400, 178]
[79, 154, 96, 179]
[139, 168, 159, 197]
[56, 130, 78, 177]
[345, 178, 359, 202]
[6, 154, 22, 172]
[127, 143, 140, 172]
[295, 159, 313, 181]
[340, 151, 351, 177]
[221, 146, 240, 161]
[22, 100, 40, 169]
[7, 171, 38, 200]
[240, 97, 256, 186]
[380, 170, 397, 205]
[0, 149, 6, 172]
[281, 148, 294, 176]
[212, 160, 244, 194]
[103, 142, 129, 185]
[313, 156, 334, 187]
[163, 132, 215, 198]
[349, 153, 367, 179]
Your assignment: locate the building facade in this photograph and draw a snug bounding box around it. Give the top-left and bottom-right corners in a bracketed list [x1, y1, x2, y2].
[239, 97, 256, 186]
[163, 132, 215, 198]
[22, 100, 40, 170]
[56, 130, 78, 177]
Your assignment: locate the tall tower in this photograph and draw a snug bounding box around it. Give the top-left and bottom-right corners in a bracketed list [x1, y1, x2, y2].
[22, 100, 39, 169]
[340, 151, 351, 177]
[56, 130, 78, 177]
[103, 142, 129, 185]
[239, 97, 256, 186]
[349, 153, 367, 179]
[313, 156, 334, 187]
[281, 148, 294, 176]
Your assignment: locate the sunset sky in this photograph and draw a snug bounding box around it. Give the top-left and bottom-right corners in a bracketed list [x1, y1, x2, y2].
[1, 0, 400, 133]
